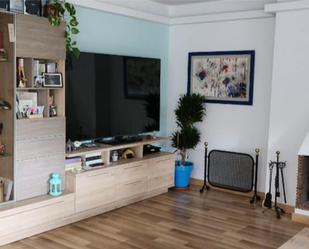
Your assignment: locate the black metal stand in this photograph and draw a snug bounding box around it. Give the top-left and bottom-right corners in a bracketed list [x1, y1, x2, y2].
[200, 142, 210, 193]
[250, 148, 261, 204]
[269, 151, 287, 219]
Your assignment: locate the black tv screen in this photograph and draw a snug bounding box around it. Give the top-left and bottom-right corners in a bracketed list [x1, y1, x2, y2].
[66, 52, 161, 141]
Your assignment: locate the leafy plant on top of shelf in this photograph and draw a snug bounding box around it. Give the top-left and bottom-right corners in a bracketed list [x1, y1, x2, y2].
[171, 94, 206, 165]
[46, 0, 80, 58]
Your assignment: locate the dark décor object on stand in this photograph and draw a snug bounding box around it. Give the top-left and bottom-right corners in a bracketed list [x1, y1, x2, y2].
[264, 163, 274, 208]
[0, 100, 11, 110]
[143, 144, 161, 155]
[172, 94, 206, 189]
[45, 0, 80, 58]
[200, 142, 210, 193]
[264, 151, 287, 219]
[201, 145, 260, 204]
[250, 148, 261, 204]
[0, 0, 9, 11]
[24, 0, 42, 16]
[188, 50, 255, 105]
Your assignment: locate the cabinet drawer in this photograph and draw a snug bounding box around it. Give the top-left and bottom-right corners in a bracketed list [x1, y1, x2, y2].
[118, 162, 148, 183]
[76, 169, 115, 195]
[76, 186, 115, 213]
[148, 157, 174, 177]
[75, 169, 116, 212]
[149, 174, 174, 192]
[0, 195, 74, 237]
[117, 178, 147, 200]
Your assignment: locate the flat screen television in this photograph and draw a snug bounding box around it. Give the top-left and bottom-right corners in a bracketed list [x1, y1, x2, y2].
[66, 52, 161, 143]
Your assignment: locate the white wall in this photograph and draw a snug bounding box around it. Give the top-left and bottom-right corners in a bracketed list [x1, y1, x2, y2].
[167, 18, 275, 191]
[266, 9, 309, 206]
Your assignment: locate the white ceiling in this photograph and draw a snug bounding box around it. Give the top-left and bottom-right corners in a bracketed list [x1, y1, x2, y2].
[70, 0, 275, 24]
[150, 0, 221, 5]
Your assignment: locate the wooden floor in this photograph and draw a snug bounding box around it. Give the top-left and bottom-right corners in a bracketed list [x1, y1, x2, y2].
[1, 186, 307, 249]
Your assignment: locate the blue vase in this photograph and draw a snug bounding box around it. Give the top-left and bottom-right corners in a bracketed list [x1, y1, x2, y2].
[175, 161, 193, 188]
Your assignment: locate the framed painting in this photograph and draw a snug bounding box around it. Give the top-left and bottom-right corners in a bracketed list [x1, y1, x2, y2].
[187, 50, 255, 105]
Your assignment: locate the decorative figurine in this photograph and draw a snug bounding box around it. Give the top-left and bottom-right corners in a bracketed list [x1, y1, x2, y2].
[49, 95, 57, 117]
[0, 123, 6, 155]
[111, 150, 119, 162]
[0, 31, 8, 62]
[17, 58, 27, 87]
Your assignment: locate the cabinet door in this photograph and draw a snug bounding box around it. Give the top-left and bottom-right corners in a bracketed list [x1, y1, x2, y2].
[149, 175, 174, 192]
[75, 169, 116, 213]
[16, 14, 66, 60]
[15, 118, 65, 200]
[148, 156, 174, 178]
[148, 156, 175, 192]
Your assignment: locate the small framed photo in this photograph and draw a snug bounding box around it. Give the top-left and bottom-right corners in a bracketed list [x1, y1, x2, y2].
[10, 0, 24, 13]
[24, 0, 42, 16]
[0, 0, 9, 11]
[43, 73, 63, 88]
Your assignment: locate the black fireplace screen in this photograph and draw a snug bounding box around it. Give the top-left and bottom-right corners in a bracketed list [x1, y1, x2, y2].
[208, 150, 254, 192]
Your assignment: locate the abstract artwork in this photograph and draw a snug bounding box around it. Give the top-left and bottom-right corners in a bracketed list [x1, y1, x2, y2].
[188, 51, 255, 105]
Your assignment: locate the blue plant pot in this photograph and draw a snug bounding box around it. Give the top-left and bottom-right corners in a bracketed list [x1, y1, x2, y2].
[175, 161, 193, 188]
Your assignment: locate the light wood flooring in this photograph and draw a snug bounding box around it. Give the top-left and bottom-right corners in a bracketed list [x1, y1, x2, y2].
[1, 186, 307, 249]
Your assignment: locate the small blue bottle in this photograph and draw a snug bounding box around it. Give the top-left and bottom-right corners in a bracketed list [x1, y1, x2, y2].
[49, 173, 62, 197]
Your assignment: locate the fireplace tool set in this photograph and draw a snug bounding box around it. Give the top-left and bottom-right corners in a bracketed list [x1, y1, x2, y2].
[263, 151, 287, 219]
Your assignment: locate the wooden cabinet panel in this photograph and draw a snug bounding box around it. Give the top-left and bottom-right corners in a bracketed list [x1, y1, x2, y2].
[116, 178, 147, 200]
[148, 174, 174, 192]
[148, 156, 174, 178]
[75, 169, 116, 212]
[16, 117, 65, 141]
[16, 14, 66, 60]
[15, 155, 65, 200]
[16, 137, 65, 161]
[15, 118, 65, 200]
[0, 194, 74, 238]
[117, 162, 148, 183]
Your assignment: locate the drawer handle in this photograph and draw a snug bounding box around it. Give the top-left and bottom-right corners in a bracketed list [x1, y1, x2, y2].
[125, 180, 143, 186]
[88, 172, 109, 177]
[156, 159, 170, 164]
[125, 165, 143, 170]
[0, 200, 65, 219]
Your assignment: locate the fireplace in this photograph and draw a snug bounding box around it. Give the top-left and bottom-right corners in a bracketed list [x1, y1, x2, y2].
[296, 156, 309, 210]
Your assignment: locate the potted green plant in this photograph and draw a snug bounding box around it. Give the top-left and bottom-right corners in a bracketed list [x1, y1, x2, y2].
[45, 0, 80, 58]
[172, 93, 206, 189]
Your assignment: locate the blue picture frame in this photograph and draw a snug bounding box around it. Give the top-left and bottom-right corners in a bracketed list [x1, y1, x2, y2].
[187, 50, 255, 105]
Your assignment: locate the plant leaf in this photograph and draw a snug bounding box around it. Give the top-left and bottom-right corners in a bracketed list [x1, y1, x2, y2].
[71, 27, 79, 35]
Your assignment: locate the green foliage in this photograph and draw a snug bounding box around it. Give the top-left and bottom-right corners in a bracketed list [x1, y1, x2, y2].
[172, 94, 206, 165]
[171, 126, 200, 151]
[47, 0, 80, 58]
[175, 94, 206, 128]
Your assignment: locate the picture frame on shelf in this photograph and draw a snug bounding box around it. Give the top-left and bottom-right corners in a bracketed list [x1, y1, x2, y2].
[0, 0, 9, 11]
[10, 0, 24, 13]
[24, 0, 42, 16]
[43, 73, 62, 88]
[187, 50, 255, 105]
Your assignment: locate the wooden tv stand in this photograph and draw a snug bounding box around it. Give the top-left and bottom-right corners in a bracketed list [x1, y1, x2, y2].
[0, 137, 175, 246]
